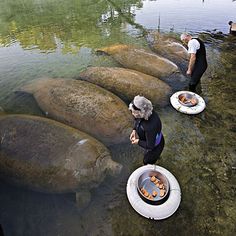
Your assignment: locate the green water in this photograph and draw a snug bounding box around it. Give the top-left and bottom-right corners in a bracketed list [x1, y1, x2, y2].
[0, 0, 236, 235]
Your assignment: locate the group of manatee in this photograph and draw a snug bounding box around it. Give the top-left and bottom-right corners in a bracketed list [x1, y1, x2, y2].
[0, 32, 189, 204]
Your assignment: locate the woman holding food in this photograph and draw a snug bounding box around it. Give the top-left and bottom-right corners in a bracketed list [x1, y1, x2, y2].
[129, 95, 165, 165]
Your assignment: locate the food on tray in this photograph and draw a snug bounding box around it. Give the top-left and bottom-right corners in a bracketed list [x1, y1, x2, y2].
[190, 97, 197, 105]
[141, 187, 149, 197]
[139, 173, 168, 201]
[160, 189, 165, 197]
[152, 190, 158, 197]
[159, 183, 164, 189]
[179, 95, 187, 103]
[140, 187, 155, 200]
[148, 195, 154, 200]
[179, 94, 198, 106]
[150, 176, 156, 182]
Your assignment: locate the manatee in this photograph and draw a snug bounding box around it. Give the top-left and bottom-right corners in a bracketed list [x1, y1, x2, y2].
[146, 32, 189, 72]
[19, 78, 133, 145]
[79, 67, 172, 107]
[0, 114, 122, 194]
[0, 106, 4, 115]
[96, 44, 179, 79]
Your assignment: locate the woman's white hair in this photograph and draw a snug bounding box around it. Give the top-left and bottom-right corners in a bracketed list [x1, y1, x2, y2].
[129, 95, 153, 120]
[180, 33, 189, 41]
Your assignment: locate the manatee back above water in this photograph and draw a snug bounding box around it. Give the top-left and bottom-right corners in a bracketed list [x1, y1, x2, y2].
[0, 115, 122, 193]
[97, 44, 179, 79]
[146, 32, 189, 72]
[19, 78, 133, 145]
[79, 67, 172, 107]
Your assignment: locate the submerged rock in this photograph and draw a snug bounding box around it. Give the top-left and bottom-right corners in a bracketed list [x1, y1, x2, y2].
[79, 67, 172, 107]
[97, 44, 179, 79]
[0, 114, 122, 193]
[19, 78, 133, 145]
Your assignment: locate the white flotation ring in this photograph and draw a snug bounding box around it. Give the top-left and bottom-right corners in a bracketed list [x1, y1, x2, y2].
[170, 91, 206, 114]
[126, 165, 181, 220]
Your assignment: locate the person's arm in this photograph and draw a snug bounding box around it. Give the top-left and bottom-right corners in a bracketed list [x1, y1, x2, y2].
[130, 119, 138, 142]
[186, 39, 199, 75]
[130, 129, 137, 141]
[187, 53, 196, 75]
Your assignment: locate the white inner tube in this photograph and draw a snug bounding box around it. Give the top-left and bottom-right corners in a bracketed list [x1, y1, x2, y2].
[170, 91, 206, 114]
[126, 165, 181, 220]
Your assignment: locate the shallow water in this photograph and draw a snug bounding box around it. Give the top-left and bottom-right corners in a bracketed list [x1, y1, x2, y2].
[0, 0, 236, 236]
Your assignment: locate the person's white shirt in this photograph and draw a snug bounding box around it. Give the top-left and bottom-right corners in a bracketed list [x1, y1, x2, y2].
[187, 39, 200, 54]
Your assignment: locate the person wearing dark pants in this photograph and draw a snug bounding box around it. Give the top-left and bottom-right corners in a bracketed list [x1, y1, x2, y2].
[129, 95, 165, 165]
[180, 33, 208, 92]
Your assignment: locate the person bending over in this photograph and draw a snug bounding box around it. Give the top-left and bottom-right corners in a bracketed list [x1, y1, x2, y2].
[129, 95, 165, 165]
[180, 33, 208, 92]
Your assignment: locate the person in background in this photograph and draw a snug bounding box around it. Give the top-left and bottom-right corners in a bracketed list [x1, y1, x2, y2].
[180, 33, 208, 92]
[228, 21, 236, 35]
[129, 95, 165, 165]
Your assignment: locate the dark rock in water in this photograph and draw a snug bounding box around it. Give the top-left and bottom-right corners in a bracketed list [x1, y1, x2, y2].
[79, 67, 172, 107]
[0, 107, 4, 114]
[19, 78, 133, 146]
[0, 115, 122, 193]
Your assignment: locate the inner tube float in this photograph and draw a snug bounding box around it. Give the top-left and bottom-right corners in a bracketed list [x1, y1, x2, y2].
[170, 91, 206, 114]
[126, 165, 181, 220]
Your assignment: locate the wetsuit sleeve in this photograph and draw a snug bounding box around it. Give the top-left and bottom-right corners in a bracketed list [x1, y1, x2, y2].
[138, 127, 156, 150]
[133, 119, 137, 130]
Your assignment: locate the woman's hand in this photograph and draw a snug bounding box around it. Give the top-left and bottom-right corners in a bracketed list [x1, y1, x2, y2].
[186, 69, 192, 75]
[131, 138, 139, 145]
[130, 130, 137, 141]
[130, 130, 139, 144]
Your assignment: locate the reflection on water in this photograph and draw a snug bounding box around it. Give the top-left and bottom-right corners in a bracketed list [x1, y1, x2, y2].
[0, 0, 144, 51]
[0, 0, 236, 236]
[134, 0, 236, 33]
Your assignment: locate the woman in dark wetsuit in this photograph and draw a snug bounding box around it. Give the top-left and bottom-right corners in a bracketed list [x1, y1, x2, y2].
[129, 95, 165, 165]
